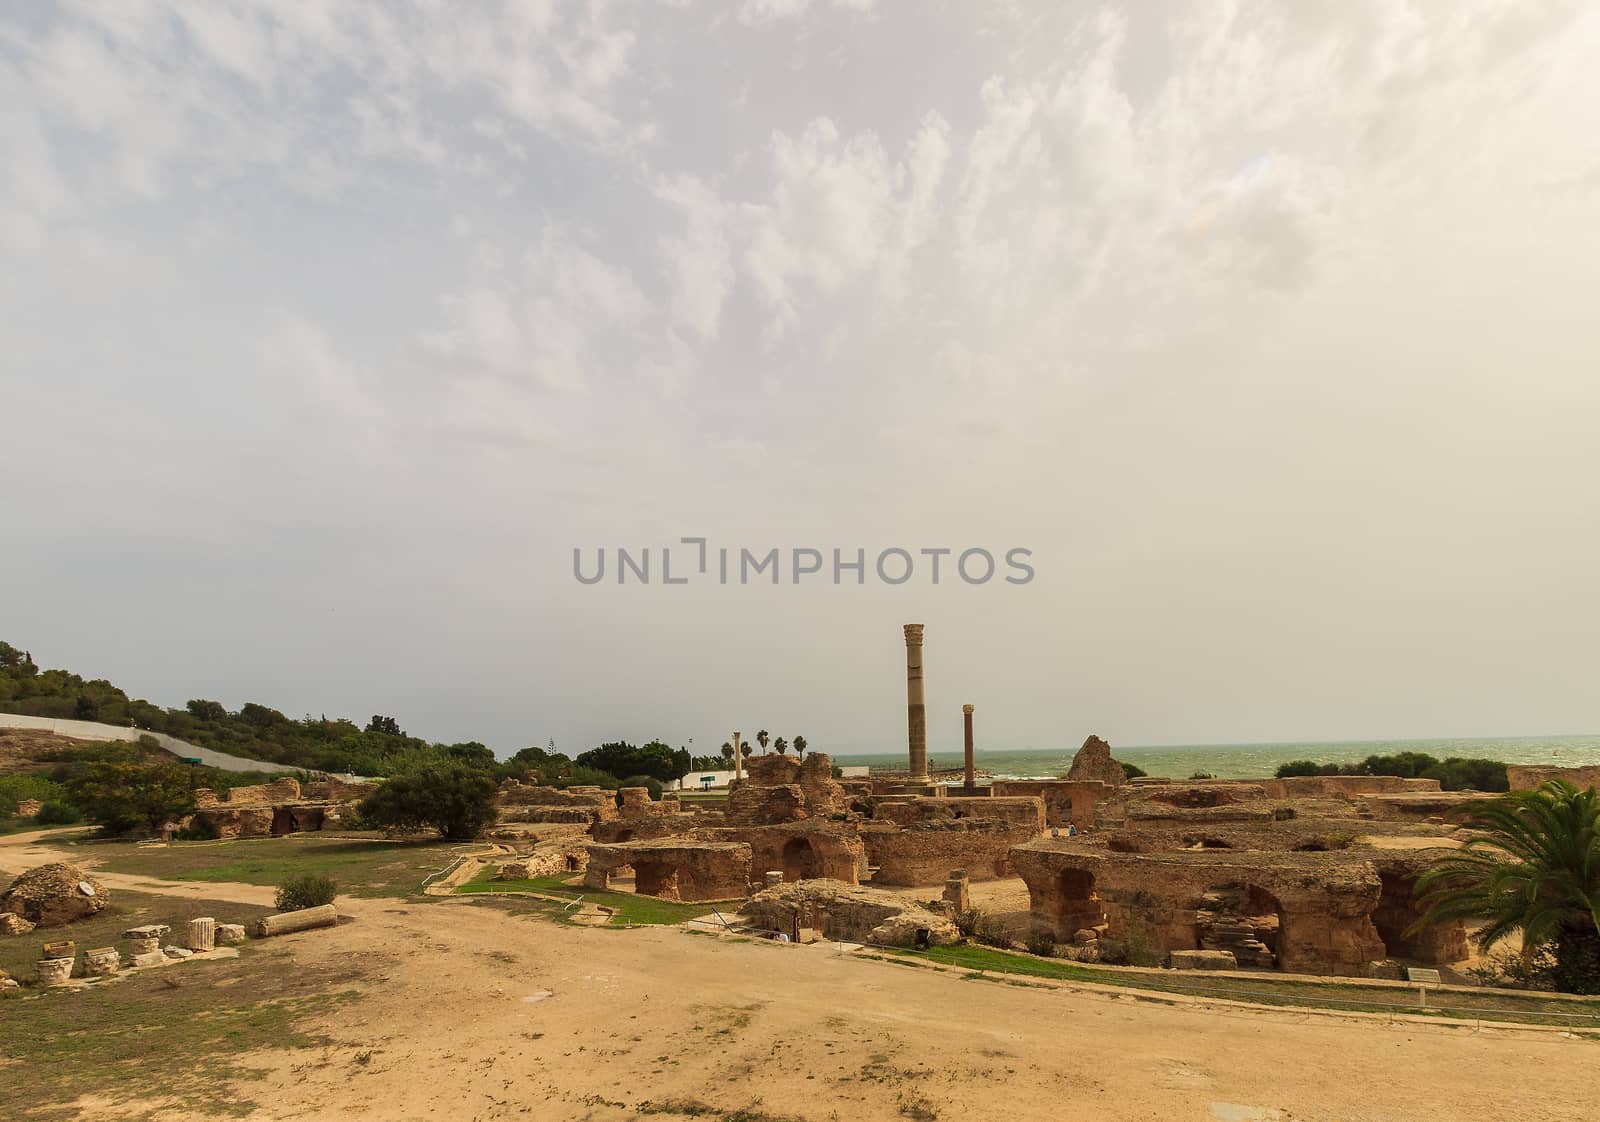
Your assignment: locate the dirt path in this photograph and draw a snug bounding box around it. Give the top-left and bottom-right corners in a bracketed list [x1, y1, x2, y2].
[10, 830, 1590, 1122]
[219, 904, 1593, 1122]
[0, 827, 281, 907]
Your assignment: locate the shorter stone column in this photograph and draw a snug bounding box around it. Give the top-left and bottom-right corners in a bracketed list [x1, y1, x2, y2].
[216, 923, 247, 946]
[35, 956, 74, 986]
[187, 917, 217, 952]
[943, 870, 970, 914]
[123, 924, 170, 957]
[83, 947, 121, 976]
[764, 870, 784, 889]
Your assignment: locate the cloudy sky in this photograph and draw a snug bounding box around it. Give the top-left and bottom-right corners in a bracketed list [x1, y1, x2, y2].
[4, 1, 1598, 759]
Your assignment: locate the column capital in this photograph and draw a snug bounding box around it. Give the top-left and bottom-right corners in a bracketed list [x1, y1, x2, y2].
[903, 623, 925, 645]
[962, 704, 975, 714]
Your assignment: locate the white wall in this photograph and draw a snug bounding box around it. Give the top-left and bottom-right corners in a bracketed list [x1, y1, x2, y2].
[0, 712, 276, 773]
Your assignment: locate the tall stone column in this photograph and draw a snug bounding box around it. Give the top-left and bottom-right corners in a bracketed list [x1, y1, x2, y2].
[904, 624, 927, 780]
[962, 704, 976, 789]
[732, 732, 743, 781]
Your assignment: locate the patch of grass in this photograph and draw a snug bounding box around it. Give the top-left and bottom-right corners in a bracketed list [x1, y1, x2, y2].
[455, 869, 731, 926]
[0, 934, 360, 1119]
[881, 944, 1600, 1026]
[86, 834, 461, 898]
[0, 889, 275, 985]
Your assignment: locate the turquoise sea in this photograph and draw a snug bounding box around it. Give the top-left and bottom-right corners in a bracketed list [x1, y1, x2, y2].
[828, 734, 1600, 780]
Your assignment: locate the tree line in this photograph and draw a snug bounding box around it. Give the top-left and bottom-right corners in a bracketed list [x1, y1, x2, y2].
[1275, 751, 1509, 791]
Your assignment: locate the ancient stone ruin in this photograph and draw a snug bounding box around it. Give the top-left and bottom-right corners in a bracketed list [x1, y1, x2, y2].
[188, 776, 374, 840]
[585, 839, 751, 902]
[470, 623, 1492, 983]
[1010, 776, 1476, 976]
[739, 880, 958, 947]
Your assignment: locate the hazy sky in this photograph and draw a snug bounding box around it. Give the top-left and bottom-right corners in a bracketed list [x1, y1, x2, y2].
[4, 1, 1598, 759]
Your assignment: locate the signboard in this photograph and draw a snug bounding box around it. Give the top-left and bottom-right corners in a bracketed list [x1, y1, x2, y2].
[1407, 967, 1441, 986]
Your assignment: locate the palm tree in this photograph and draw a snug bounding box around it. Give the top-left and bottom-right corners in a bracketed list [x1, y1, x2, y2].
[773, 737, 788, 756]
[793, 735, 807, 761]
[1413, 780, 1600, 993]
[756, 729, 770, 754]
[720, 742, 734, 766]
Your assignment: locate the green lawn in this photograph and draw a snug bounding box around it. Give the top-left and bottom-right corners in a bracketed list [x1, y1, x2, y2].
[456, 868, 736, 926]
[875, 944, 1600, 1027]
[79, 834, 465, 899]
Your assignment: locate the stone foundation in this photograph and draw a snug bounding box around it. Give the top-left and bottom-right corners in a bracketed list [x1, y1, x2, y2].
[739, 881, 958, 946]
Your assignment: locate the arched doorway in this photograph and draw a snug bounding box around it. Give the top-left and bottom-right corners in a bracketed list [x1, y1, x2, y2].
[1196, 882, 1281, 968]
[1051, 867, 1104, 936]
[782, 837, 820, 881]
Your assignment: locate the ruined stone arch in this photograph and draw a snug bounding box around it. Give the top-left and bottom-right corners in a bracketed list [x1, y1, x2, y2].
[782, 836, 820, 881]
[1051, 866, 1105, 935]
[1195, 881, 1282, 969]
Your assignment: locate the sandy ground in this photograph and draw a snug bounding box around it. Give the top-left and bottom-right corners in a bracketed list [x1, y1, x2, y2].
[3, 830, 1590, 1122]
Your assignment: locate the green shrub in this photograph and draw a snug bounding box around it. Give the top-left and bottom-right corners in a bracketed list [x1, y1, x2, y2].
[972, 913, 1015, 950]
[275, 873, 338, 912]
[1188, 771, 1214, 780]
[0, 773, 68, 807]
[1024, 930, 1058, 957]
[1275, 759, 1340, 778]
[954, 908, 983, 938]
[1121, 762, 1147, 780]
[619, 775, 664, 800]
[32, 800, 82, 826]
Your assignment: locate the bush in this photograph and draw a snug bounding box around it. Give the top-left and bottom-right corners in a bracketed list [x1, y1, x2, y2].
[1188, 771, 1214, 780]
[970, 911, 1015, 950]
[1467, 946, 1558, 991]
[275, 873, 338, 912]
[619, 775, 664, 800]
[1024, 930, 1058, 957]
[1121, 762, 1147, 780]
[32, 800, 82, 826]
[954, 908, 983, 938]
[1275, 759, 1340, 778]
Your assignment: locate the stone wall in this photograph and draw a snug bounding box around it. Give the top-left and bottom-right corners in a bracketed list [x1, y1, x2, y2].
[1262, 776, 1442, 799]
[190, 806, 275, 839]
[493, 782, 617, 824]
[989, 781, 1110, 827]
[873, 795, 1044, 833]
[864, 819, 1036, 885]
[1507, 764, 1600, 793]
[716, 822, 866, 885]
[1011, 842, 1393, 976]
[584, 840, 751, 902]
[217, 778, 304, 804]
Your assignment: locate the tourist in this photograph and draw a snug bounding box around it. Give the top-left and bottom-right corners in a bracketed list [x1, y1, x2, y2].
[1067, 822, 1078, 837]
[1050, 826, 1060, 838]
